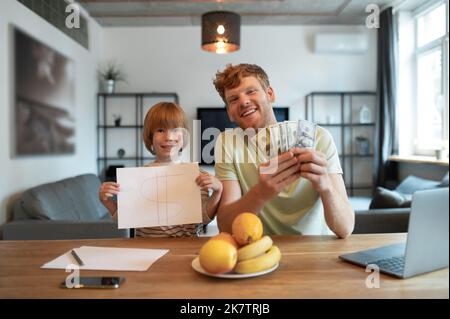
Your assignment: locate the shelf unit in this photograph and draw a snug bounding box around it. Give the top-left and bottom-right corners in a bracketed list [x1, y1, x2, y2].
[97, 92, 179, 181]
[305, 91, 377, 196]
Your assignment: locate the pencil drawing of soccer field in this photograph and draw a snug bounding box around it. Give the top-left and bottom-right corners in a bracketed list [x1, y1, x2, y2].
[116, 163, 203, 229]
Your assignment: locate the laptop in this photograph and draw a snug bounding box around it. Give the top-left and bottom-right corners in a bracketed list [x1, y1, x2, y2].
[339, 187, 449, 278]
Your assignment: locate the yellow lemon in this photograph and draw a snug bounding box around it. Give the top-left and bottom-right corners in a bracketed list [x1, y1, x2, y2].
[199, 239, 237, 274]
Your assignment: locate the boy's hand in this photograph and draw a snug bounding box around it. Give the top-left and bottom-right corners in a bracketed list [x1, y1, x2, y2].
[195, 172, 223, 193]
[99, 182, 120, 202]
[99, 182, 120, 217]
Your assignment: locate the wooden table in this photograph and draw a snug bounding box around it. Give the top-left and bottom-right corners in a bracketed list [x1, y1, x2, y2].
[0, 234, 448, 299]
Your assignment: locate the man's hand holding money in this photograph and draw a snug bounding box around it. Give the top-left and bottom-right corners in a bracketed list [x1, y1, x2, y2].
[291, 147, 331, 193]
[256, 151, 301, 201]
[255, 119, 329, 200]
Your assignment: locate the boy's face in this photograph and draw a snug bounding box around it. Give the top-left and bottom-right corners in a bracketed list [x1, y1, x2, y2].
[152, 127, 184, 161]
[223, 76, 276, 130]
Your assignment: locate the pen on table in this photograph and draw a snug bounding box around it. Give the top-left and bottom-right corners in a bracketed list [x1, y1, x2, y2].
[71, 249, 84, 266]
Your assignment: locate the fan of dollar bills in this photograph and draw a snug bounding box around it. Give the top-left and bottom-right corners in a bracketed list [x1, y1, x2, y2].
[250, 120, 317, 159]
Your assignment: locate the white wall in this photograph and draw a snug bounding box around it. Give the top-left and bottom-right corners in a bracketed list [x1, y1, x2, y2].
[0, 8, 378, 231]
[101, 25, 377, 189]
[102, 25, 377, 148]
[0, 0, 103, 230]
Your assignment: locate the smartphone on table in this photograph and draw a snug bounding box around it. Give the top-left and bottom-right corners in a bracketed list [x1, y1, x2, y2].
[60, 276, 125, 289]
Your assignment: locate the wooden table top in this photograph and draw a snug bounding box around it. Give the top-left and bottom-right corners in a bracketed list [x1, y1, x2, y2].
[0, 233, 448, 299]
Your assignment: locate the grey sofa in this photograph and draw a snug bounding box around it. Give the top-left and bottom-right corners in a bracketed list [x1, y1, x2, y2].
[352, 172, 449, 234]
[3, 174, 129, 240]
[354, 208, 410, 234]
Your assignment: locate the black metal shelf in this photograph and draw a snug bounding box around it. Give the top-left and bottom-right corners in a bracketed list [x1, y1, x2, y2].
[97, 92, 179, 181]
[97, 125, 143, 128]
[305, 91, 377, 196]
[307, 91, 376, 96]
[345, 185, 373, 188]
[339, 154, 374, 158]
[98, 92, 180, 98]
[318, 123, 375, 127]
[345, 186, 373, 190]
[97, 157, 155, 161]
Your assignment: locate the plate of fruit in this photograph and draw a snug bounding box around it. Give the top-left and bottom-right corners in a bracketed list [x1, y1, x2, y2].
[192, 213, 281, 279]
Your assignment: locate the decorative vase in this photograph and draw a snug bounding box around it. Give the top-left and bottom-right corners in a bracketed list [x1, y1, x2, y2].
[117, 148, 125, 158]
[359, 105, 371, 124]
[435, 149, 445, 160]
[355, 136, 370, 155]
[105, 79, 115, 94]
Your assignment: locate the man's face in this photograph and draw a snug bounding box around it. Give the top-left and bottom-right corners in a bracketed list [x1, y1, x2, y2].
[224, 76, 276, 130]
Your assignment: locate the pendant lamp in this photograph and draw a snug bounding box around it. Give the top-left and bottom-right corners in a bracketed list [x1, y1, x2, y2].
[201, 11, 240, 54]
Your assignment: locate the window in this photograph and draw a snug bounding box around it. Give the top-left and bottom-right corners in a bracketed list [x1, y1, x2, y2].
[417, 3, 446, 47]
[413, 1, 448, 154]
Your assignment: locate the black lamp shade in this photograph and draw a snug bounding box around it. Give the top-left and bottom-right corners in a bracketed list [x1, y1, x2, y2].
[201, 11, 240, 54]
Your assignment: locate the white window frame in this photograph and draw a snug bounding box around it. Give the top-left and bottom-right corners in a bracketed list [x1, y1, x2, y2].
[412, 0, 449, 156]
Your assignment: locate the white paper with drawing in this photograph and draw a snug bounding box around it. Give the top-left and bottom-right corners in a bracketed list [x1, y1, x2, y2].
[117, 163, 202, 229]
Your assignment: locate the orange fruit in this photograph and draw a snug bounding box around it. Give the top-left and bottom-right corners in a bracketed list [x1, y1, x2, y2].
[231, 212, 263, 246]
[210, 232, 239, 249]
[199, 239, 237, 274]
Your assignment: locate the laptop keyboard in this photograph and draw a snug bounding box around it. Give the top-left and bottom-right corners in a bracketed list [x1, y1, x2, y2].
[368, 256, 405, 274]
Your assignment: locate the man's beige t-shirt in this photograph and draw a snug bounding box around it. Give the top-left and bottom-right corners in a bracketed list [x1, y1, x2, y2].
[214, 125, 343, 235]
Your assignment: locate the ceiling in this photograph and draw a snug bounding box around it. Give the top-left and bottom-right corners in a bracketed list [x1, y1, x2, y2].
[78, 0, 405, 27]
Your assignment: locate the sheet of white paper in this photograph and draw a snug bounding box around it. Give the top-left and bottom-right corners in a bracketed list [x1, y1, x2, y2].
[41, 246, 169, 271]
[117, 163, 202, 229]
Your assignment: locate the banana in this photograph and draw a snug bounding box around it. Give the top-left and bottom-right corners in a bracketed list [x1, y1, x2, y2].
[234, 245, 281, 274]
[237, 235, 273, 261]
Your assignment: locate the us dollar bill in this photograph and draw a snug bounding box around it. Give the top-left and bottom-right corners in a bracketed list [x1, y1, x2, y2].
[250, 120, 317, 159]
[296, 119, 316, 149]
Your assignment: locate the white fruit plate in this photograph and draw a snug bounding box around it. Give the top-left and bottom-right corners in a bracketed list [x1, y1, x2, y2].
[191, 256, 279, 279]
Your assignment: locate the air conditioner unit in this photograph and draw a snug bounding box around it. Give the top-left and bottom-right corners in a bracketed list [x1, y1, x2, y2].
[314, 33, 368, 54]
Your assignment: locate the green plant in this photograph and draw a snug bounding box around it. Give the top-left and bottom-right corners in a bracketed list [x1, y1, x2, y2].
[98, 60, 126, 82]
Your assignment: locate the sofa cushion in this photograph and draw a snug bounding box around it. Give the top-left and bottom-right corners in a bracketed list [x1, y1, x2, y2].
[395, 175, 441, 195]
[15, 174, 109, 221]
[354, 208, 410, 234]
[440, 172, 449, 187]
[369, 187, 412, 209]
